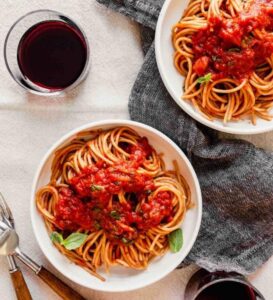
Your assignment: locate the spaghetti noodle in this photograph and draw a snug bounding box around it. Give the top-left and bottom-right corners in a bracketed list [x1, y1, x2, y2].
[36, 127, 191, 281]
[172, 0, 273, 124]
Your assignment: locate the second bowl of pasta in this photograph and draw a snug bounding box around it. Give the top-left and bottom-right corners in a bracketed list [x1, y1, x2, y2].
[155, 0, 273, 134]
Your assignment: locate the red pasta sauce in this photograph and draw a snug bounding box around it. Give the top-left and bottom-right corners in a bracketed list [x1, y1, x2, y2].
[54, 138, 174, 243]
[192, 0, 273, 80]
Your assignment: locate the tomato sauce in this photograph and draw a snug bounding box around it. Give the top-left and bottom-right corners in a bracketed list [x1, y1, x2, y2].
[55, 138, 174, 243]
[192, 0, 273, 80]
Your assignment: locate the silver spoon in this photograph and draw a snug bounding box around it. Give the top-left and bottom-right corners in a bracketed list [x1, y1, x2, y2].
[0, 193, 32, 300]
[0, 219, 86, 300]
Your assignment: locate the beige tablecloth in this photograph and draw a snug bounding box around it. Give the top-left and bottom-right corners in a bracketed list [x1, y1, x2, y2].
[0, 1, 272, 299]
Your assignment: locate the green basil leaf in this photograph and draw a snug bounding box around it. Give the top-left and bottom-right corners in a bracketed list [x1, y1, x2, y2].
[168, 228, 183, 253]
[62, 233, 88, 250]
[50, 232, 63, 244]
[197, 73, 212, 84]
[110, 210, 120, 220]
[91, 184, 104, 191]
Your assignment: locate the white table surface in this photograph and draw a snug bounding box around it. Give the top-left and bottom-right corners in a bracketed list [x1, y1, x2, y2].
[0, 1, 272, 299]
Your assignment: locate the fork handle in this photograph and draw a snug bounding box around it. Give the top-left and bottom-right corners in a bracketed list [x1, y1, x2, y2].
[10, 268, 32, 300]
[37, 266, 86, 300]
[15, 249, 86, 300]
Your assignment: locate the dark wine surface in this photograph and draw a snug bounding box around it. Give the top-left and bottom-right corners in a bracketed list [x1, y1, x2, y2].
[17, 21, 87, 89]
[196, 281, 256, 300]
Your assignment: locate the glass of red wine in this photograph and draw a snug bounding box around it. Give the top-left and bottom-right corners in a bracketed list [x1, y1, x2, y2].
[184, 269, 265, 300]
[4, 10, 89, 95]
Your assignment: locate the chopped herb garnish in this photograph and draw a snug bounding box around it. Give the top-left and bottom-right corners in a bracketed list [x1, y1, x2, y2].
[121, 237, 128, 244]
[227, 47, 241, 52]
[110, 210, 120, 220]
[94, 221, 102, 230]
[145, 189, 152, 195]
[91, 184, 104, 191]
[227, 61, 235, 66]
[92, 207, 101, 213]
[241, 36, 253, 48]
[212, 55, 217, 61]
[121, 237, 132, 244]
[197, 73, 212, 84]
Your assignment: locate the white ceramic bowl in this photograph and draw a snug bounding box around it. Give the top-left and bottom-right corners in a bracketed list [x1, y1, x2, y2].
[155, 0, 273, 134]
[30, 120, 202, 292]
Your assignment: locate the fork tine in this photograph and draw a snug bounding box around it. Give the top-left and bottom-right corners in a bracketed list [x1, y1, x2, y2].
[0, 228, 10, 242]
[0, 219, 10, 230]
[0, 193, 14, 227]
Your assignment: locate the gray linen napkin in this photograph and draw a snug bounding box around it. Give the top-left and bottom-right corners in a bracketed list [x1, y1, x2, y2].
[97, 0, 273, 274]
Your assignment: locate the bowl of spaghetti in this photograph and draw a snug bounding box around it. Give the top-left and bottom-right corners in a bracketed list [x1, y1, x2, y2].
[155, 0, 273, 134]
[31, 120, 202, 292]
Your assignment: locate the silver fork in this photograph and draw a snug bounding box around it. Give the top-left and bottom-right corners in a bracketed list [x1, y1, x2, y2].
[0, 193, 32, 299]
[0, 194, 86, 300]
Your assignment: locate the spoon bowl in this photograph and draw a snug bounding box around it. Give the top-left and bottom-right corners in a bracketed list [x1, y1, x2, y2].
[0, 227, 19, 256]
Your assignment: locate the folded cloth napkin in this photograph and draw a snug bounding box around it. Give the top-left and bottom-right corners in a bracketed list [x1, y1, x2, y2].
[97, 0, 273, 274]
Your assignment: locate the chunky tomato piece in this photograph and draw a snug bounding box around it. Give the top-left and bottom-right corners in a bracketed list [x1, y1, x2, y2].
[193, 56, 210, 75]
[219, 20, 243, 46]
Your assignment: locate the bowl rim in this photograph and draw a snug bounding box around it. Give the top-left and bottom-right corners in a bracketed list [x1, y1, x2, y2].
[30, 119, 202, 292]
[155, 0, 273, 135]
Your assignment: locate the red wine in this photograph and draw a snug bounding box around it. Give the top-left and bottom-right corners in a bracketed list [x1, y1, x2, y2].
[196, 281, 256, 300]
[17, 21, 87, 90]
